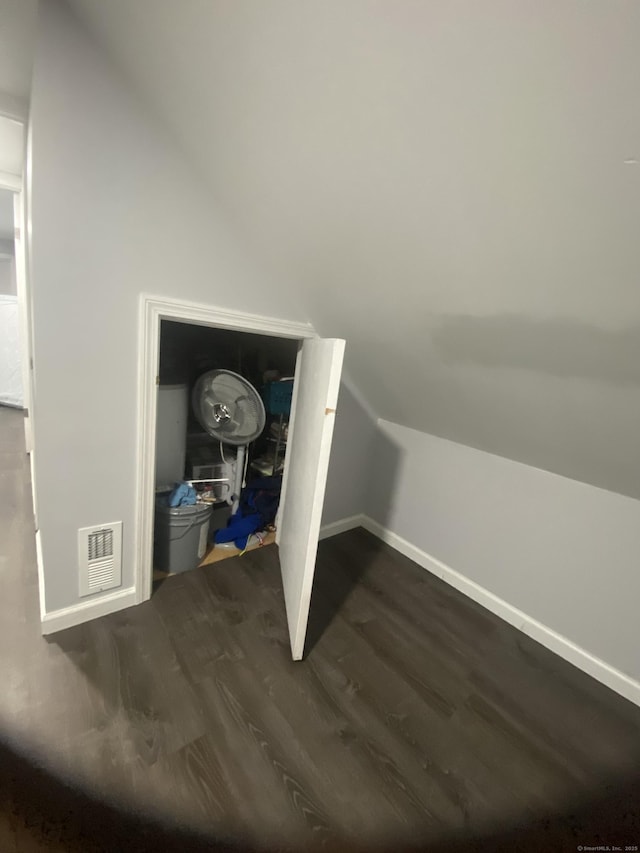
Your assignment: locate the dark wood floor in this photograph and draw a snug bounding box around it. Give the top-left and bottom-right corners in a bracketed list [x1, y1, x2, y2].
[1, 405, 639, 852]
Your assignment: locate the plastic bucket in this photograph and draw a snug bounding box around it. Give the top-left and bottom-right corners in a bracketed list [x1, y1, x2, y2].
[153, 498, 213, 574]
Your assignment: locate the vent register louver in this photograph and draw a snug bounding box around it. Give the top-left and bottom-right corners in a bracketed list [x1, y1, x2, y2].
[78, 522, 123, 597]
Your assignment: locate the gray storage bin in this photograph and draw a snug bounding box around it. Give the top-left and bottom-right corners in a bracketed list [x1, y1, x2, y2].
[154, 498, 213, 574]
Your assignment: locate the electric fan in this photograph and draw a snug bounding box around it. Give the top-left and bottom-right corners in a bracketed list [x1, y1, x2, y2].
[191, 369, 266, 515]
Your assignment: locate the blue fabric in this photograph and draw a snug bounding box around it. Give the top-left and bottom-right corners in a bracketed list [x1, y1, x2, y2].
[242, 477, 281, 525]
[214, 511, 262, 549]
[213, 475, 283, 550]
[167, 482, 197, 507]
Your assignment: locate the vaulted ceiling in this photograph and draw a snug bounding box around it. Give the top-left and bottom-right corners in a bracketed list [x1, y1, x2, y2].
[61, 2, 640, 497]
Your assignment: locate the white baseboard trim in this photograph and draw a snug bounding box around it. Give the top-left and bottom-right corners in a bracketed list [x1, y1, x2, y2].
[41, 586, 138, 635]
[319, 514, 365, 540]
[35, 529, 46, 623]
[39, 516, 359, 635]
[36, 513, 640, 706]
[360, 515, 640, 709]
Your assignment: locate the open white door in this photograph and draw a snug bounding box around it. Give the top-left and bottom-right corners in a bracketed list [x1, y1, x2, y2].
[276, 337, 345, 660]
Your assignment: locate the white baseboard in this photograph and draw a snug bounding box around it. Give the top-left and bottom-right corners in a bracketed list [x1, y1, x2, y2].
[360, 516, 640, 709]
[319, 514, 365, 540]
[37, 512, 640, 707]
[40, 515, 362, 635]
[35, 529, 46, 623]
[41, 586, 138, 635]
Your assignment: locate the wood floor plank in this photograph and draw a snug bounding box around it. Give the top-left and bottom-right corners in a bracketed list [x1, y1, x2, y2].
[195, 667, 338, 846]
[1, 405, 640, 851]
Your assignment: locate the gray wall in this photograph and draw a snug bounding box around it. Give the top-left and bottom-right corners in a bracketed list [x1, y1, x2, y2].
[30, 0, 370, 614]
[0, 254, 16, 296]
[0, 294, 24, 406]
[67, 0, 640, 499]
[0, 0, 37, 104]
[323, 380, 376, 526]
[366, 419, 640, 683]
[0, 202, 16, 294]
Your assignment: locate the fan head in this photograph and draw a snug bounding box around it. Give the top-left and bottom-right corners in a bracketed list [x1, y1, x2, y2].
[192, 370, 266, 446]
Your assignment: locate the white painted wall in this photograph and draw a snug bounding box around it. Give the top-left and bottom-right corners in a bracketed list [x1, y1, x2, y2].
[366, 419, 640, 684]
[30, 0, 371, 615]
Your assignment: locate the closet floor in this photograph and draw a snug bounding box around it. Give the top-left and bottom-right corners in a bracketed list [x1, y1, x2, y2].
[153, 530, 278, 581]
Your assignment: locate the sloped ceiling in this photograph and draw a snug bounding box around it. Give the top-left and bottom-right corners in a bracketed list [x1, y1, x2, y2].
[63, 0, 640, 498]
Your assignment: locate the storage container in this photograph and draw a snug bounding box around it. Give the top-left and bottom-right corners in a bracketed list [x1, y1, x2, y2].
[186, 444, 236, 501]
[262, 379, 294, 415]
[153, 498, 213, 574]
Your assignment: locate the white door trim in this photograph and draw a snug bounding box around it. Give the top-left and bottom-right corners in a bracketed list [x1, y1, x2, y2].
[135, 294, 315, 604]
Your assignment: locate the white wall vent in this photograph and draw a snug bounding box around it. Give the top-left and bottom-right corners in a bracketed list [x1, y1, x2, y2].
[78, 522, 122, 597]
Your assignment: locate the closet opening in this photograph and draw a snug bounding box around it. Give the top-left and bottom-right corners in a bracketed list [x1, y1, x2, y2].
[138, 295, 344, 659]
[153, 319, 299, 584]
